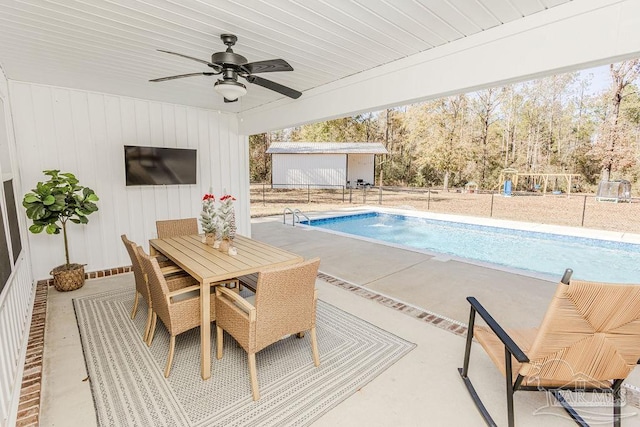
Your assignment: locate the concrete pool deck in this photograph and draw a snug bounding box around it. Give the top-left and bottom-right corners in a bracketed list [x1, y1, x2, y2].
[266, 205, 640, 324]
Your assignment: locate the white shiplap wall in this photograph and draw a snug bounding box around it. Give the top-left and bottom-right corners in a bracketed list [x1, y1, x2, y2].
[9, 81, 249, 280]
[0, 66, 36, 427]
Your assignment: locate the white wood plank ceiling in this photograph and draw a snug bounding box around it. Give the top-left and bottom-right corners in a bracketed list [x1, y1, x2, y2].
[0, 0, 571, 113]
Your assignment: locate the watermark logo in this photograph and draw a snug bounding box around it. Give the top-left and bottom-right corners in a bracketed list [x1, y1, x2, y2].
[529, 360, 636, 424]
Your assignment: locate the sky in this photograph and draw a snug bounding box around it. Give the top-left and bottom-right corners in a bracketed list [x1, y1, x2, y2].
[578, 64, 612, 95]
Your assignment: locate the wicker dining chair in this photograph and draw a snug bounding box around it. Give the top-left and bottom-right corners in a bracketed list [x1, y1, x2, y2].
[215, 258, 321, 400]
[459, 269, 640, 427]
[136, 246, 218, 377]
[156, 218, 199, 238]
[121, 234, 191, 342]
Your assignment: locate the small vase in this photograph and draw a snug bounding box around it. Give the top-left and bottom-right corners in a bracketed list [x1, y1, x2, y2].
[205, 233, 215, 245]
[219, 238, 231, 254]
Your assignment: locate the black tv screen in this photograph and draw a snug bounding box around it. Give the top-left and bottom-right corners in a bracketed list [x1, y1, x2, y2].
[124, 145, 197, 186]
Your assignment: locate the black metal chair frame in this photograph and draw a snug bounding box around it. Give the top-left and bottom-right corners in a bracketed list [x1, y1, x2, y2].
[458, 269, 626, 427]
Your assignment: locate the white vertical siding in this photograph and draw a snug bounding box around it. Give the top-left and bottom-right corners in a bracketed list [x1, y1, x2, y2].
[0, 258, 33, 427]
[347, 154, 375, 186]
[0, 66, 36, 427]
[272, 154, 346, 189]
[9, 81, 249, 280]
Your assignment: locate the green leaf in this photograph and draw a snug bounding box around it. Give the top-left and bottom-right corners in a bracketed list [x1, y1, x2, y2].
[83, 202, 98, 212]
[78, 215, 89, 224]
[29, 224, 44, 234]
[69, 218, 81, 224]
[49, 194, 66, 211]
[23, 194, 39, 203]
[46, 224, 58, 234]
[36, 182, 48, 195]
[86, 193, 99, 202]
[42, 195, 55, 205]
[26, 204, 46, 220]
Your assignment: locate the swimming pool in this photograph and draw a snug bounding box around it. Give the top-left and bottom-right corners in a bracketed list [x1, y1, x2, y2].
[305, 212, 640, 283]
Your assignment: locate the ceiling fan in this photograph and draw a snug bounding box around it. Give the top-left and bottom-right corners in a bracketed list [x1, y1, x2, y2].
[150, 34, 302, 103]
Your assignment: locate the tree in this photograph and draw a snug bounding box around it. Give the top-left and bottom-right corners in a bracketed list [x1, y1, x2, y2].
[592, 60, 640, 182]
[471, 88, 502, 186]
[429, 95, 469, 191]
[249, 133, 269, 182]
[290, 115, 375, 142]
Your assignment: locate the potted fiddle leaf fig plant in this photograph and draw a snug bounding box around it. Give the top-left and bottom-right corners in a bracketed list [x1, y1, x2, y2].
[22, 170, 99, 291]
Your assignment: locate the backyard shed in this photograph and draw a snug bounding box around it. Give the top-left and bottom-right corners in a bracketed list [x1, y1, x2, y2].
[266, 142, 388, 189]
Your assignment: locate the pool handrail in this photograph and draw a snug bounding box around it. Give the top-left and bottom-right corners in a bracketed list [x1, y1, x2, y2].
[293, 209, 310, 225]
[283, 208, 309, 226]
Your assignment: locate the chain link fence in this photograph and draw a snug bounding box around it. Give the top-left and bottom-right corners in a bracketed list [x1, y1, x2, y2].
[250, 183, 640, 234]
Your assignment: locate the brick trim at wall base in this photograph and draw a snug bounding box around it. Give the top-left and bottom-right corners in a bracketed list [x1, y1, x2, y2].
[15, 280, 47, 427]
[40, 265, 133, 287]
[16, 265, 132, 426]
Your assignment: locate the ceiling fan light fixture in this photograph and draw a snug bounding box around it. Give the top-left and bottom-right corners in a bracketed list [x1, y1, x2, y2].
[214, 80, 247, 101]
[153, 35, 301, 100]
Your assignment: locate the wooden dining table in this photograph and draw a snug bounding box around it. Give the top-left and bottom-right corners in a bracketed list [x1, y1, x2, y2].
[149, 234, 304, 380]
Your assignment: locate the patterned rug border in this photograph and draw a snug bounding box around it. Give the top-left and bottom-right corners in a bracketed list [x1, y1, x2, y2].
[73, 287, 416, 426]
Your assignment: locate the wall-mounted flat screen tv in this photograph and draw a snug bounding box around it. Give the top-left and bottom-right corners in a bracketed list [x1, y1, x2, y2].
[124, 145, 197, 186]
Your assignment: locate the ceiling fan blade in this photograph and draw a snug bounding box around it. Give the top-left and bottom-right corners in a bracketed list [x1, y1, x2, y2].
[242, 59, 293, 74]
[149, 72, 216, 82]
[157, 50, 221, 71]
[244, 75, 301, 99]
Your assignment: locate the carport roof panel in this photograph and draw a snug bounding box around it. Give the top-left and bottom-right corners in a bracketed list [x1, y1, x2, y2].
[266, 142, 388, 155]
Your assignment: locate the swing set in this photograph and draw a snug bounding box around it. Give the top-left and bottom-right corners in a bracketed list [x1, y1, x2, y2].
[495, 169, 582, 196]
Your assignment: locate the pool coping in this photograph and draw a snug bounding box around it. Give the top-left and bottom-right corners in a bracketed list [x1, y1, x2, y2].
[303, 206, 640, 244]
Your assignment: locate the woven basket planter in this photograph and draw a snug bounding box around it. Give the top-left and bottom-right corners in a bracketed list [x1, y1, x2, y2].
[50, 263, 85, 292]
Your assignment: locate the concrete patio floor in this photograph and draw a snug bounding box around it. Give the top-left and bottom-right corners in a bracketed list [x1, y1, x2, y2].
[39, 212, 640, 426]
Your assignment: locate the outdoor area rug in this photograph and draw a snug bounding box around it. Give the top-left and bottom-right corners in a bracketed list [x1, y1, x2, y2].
[74, 288, 416, 426]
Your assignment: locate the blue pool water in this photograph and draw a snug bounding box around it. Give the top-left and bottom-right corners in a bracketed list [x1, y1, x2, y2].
[306, 212, 640, 283]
